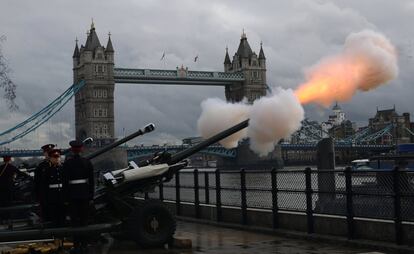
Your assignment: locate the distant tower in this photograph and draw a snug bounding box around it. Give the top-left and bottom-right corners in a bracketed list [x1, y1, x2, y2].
[224, 31, 267, 103]
[332, 102, 345, 125]
[73, 22, 115, 146]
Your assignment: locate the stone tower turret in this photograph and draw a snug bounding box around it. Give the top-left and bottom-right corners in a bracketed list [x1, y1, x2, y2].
[258, 42, 267, 87]
[224, 46, 232, 72]
[224, 31, 267, 103]
[73, 22, 115, 147]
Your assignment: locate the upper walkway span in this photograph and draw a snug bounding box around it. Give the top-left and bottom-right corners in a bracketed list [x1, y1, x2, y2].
[114, 67, 244, 86]
[0, 143, 393, 158]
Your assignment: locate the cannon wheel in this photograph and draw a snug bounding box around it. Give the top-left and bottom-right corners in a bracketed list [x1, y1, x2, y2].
[125, 200, 176, 248]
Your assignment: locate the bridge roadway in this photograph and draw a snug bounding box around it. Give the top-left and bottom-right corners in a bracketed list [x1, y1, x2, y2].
[114, 68, 244, 86]
[0, 143, 393, 159]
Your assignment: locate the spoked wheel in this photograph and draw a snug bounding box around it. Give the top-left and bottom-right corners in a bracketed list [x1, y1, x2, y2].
[125, 200, 176, 248]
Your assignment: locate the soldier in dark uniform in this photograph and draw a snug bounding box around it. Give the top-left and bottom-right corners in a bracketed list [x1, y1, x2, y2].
[62, 140, 94, 251]
[0, 156, 27, 227]
[41, 149, 65, 227]
[34, 144, 55, 221]
[0, 156, 27, 207]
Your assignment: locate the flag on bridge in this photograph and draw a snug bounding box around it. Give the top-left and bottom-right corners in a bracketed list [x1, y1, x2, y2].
[194, 55, 198, 62]
[160, 52, 165, 61]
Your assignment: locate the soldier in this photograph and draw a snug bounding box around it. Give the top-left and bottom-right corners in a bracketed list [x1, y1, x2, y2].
[34, 144, 55, 221]
[35, 144, 55, 198]
[42, 149, 65, 227]
[62, 140, 94, 251]
[0, 156, 26, 207]
[0, 156, 27, 227]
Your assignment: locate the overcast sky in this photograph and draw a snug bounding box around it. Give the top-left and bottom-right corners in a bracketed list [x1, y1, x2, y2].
[1, 0, 414, 149]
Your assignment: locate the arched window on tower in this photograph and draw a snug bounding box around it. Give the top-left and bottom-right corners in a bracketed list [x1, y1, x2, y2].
[94, 124, 100, 138]
[252, 71, 259, 80]
[95, 64, 104, 74]
[103, 124, 108, 137]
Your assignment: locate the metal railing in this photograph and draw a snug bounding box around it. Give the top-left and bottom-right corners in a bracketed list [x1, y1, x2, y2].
[140, 167, 414, 245]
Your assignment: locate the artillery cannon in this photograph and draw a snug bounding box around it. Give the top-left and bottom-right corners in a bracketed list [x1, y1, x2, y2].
[0, 120, 249, 248]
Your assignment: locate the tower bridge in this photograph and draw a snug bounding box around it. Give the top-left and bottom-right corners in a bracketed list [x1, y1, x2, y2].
[73, 23, 267, 145]
[0, 23, 398, 166]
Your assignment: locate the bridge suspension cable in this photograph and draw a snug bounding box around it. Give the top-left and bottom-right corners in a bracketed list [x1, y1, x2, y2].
[359, 124, 393, 143]
[0, 80, 85, 146]
[292, 120, 395, 145]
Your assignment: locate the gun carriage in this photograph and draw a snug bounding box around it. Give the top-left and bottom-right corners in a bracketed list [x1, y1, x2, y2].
[0, 120, 249, 248]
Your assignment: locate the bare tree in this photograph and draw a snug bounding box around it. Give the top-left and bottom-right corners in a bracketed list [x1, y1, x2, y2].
[0, 35, 18, 110]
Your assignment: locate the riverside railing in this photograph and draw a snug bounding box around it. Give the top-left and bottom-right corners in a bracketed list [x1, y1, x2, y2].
[139, 167, 414, 245]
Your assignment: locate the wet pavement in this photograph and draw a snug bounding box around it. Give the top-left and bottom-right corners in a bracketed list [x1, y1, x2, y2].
[103, 221, 382, 254]
[0, 221, 385, 254]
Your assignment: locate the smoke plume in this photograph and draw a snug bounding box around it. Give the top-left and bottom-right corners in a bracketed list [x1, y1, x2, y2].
[197, 98, 249, 148]
[248, 88, 304, 156]
[295, 30, 398, 106]
[197, 89, 304, 156]
[197, 30, 398, 156]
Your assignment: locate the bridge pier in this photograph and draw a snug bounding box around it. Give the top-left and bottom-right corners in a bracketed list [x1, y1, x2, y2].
[218, 142, 283, 169]
[282, 149, 317, 166]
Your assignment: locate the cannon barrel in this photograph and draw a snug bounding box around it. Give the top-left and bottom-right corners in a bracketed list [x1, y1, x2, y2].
[100, 120, 248, 196]
[86, 123, 155, 160]
[168, 119, 249, 165]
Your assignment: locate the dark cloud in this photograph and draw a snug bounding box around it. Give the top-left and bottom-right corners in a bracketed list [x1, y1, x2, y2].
[1, 0, 414, 148]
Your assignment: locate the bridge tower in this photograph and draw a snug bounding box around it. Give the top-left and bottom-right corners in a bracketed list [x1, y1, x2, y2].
[224, 31, 267, 103]
[73, 22, 115, 146]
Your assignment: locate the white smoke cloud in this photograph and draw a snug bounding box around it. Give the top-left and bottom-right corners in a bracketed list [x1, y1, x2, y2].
[248, 88, 304, 156]
[344, 30, 398, 91]
[197, 89, 304, 156]
[197, 98, 249, 148]
[197, 30, 398, 156]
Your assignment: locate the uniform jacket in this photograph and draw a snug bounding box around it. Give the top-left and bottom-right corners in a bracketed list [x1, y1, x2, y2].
[34, 159, 49, 199]
[0, 163, 24, 191]
[41, 163, 63, 204]
[62, 154, 94, 200]
[0, 163, 24, 204]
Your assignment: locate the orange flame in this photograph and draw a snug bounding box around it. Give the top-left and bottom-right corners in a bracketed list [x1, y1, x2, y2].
[294, 56, 366, 106]
[294, 30, 398, 107]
